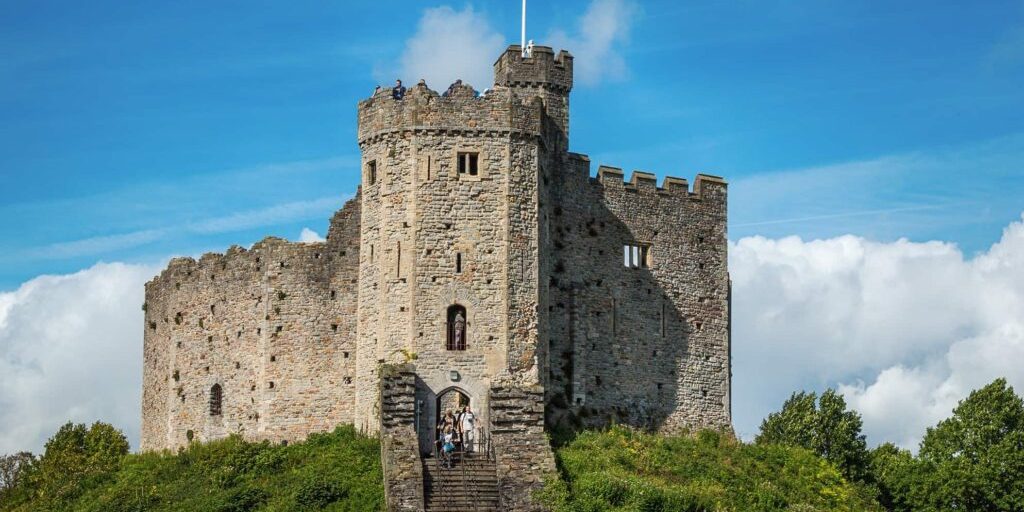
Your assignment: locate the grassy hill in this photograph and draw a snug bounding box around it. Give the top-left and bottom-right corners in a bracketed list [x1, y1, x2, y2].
[540, 426, 881, 512]
[0, 426, 384, 512]
[1, 424, 882, 512]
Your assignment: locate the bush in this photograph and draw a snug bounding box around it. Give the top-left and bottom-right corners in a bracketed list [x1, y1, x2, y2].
[541, 425, 882, 512]
[1, 424, 384, 512]
[295, 479, 348, 508]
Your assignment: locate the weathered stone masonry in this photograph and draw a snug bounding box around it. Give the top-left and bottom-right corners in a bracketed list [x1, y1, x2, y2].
[142, 44, 730, 510]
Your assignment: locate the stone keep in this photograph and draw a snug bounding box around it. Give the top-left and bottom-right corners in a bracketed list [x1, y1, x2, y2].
[141, 44, 730, 471]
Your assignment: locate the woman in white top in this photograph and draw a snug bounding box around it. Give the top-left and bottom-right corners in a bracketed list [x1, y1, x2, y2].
[460, 405, 476, 453]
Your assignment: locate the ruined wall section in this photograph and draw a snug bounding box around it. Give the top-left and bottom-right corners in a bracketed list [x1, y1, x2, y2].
[353, 82, 546, 435]
[545, 154, 730, 433]
[141, 197, 361, 451]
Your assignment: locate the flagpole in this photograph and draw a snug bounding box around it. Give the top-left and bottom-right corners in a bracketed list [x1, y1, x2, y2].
[521, 0, 527, 56]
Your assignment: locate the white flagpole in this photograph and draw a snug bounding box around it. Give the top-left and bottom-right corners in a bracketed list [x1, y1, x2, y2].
[521, 0, 527, 56]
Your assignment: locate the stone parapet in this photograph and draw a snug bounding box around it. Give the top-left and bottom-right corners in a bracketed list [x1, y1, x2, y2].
[489, 382, 556, 511]
[379, 364, 425, 512]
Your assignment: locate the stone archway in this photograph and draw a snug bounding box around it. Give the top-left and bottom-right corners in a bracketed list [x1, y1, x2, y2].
[435, 386, 470, 429]
[416, 374, 488, 456]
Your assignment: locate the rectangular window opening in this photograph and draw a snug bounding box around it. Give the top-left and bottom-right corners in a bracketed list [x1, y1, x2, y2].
[623, 243, 652, 269]
[455, 252, 463, 273]
[457, 152, 479, 176]
[366, 160, 377, 185]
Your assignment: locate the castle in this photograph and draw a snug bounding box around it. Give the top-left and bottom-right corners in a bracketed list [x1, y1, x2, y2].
[141, 45, 730, 510]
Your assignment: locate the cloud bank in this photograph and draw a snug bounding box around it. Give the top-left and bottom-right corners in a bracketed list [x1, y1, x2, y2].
[0, 262, 158, 454]
[396, 6, 505, 92]
[4, 213, 1023, 454]
[731, 213, 1024, 449]
[547, 0, 639, 85]
[393, 1, 639, 91]
[298, 227, 325, 243]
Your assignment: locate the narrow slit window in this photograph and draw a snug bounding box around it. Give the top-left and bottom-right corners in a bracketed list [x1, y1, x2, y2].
[455, 252, 462, 273]
[366, 160, 377, 185]
[661, 302, 666, 337]
[396, 241, 401, 278]
[209, 384, 222, 416]
[457, 152, 479, 176]
[611, 298, 617, 334]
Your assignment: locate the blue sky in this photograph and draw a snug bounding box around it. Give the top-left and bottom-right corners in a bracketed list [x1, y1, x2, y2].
[2, 1, 1024, 452]
[2, 0, 1022, 289]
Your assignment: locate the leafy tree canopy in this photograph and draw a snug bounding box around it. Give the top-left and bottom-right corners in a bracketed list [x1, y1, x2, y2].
[757, 388, 870, 482]
[916, 378, 1024, 512]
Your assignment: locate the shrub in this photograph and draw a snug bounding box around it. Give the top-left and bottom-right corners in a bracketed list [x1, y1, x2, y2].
[295, 478, 348, 508]
[542, 426, 881, 512]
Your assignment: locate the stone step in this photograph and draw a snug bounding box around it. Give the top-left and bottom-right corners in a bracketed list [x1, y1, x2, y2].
[425, 506, 498, 512]
[422, 455, 500, 511]
[426, 502, 498, 509]
[424, 469, 498, 477]
[426, 495, 499, 501]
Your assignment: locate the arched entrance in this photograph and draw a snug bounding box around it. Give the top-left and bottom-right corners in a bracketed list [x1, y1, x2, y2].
[415, 373, 488, 457]
[435, 387, 470, 438]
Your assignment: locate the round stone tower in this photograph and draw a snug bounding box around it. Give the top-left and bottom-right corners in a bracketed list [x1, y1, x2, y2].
[352, 46, 573, 453]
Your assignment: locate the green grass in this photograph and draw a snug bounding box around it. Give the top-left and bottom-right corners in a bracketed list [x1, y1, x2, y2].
[3, 424, 883, 512]
[0, 425, 384, 512]
[539, 426, 882, 512]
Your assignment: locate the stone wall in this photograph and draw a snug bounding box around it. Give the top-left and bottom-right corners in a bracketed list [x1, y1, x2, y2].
[140, 197, 361, 451]
[489, 382, 556, 511]
[543, 154, 731, 434]
[380, 364, 425, 512]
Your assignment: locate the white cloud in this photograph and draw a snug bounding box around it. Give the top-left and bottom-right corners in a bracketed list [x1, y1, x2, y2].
[396, 6, 505, 92]
[547, 0, 640, 86]
[298, 227, 325, 243]
[391, 1, 640, 92]
[731, 213, 1024, 449]
[0, 262, 159, 454]
[4, 212, 1023, 456]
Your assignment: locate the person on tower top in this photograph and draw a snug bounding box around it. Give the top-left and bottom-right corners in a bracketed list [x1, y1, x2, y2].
[392, 79, 406, 100]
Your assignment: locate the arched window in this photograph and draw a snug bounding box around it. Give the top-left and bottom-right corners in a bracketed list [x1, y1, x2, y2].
[446, 305, 467, 350]
[209, 383, 222, 416]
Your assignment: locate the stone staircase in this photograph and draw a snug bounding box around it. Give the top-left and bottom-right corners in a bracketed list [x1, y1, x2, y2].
[422, 453, 500, 512]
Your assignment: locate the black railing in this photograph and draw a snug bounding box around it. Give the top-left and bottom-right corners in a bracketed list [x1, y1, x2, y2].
[430, 428, 496, 512]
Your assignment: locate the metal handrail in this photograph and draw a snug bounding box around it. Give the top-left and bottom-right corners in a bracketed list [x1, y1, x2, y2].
[429, 427, 499, 511]
[432, 438, 454, 511]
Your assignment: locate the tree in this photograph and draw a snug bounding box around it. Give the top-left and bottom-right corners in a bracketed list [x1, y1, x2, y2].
[868, 443, 916, 512]
[25, 421, 129, 505]
[915, 378, 1024, 512]
[0, 451, 36, 498]
[757, 389, 870, 482]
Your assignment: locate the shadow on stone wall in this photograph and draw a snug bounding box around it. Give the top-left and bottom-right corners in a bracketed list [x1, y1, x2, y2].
[542, 152, 730, 445]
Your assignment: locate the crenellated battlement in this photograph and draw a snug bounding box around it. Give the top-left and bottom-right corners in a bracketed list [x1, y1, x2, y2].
[356, 83, 543, 144]
[562, 155, 727, 201]
[494, 45, 573, 93]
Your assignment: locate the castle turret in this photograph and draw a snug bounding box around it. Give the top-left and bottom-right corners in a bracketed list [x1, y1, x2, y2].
[494, 45, 573, 149]
[352, 63, 556, 445]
